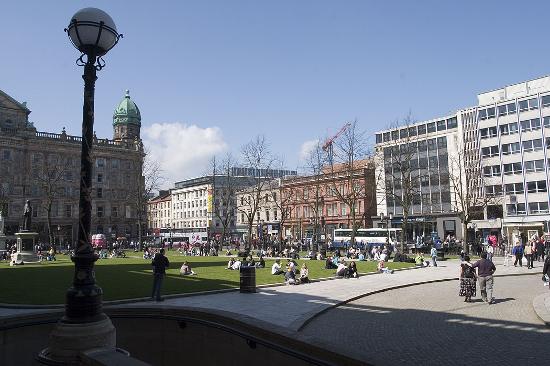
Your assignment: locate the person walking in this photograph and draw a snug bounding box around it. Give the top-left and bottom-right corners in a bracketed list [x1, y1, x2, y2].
[512, 241, 524, 267]
[486, 244, 494, 262]
[151, 248, 169, 302]
[543, 255, 550, 290]
[430, 246, 438, 267]
[525, 241, 534, 269]
[472, 252, 496, 304]
[459, 256, 476, 302]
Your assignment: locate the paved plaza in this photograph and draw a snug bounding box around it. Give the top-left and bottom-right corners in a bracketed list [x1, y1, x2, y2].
[2, 257, 549, 365]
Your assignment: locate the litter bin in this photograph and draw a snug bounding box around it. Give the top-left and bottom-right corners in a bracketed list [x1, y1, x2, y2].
[437, 249, 445, 260]
[240, 266, 256, 293]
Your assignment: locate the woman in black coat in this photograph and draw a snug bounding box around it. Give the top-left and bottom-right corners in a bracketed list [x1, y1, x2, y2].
[543, 256, 550, 289]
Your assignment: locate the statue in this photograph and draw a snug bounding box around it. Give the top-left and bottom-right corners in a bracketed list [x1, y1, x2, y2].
[22, 200, 32, 231]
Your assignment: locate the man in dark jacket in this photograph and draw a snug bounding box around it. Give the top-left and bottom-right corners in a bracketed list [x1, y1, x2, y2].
[543, 255, 550, 290]
[151, 248, 170, 301]
[472, 252, 496, 304]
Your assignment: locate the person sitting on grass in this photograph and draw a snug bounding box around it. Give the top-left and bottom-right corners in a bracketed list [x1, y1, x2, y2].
[179, 261, 196, 276]
[47, 246, 56, 261]
[231, 258, 242, 270]
[256, 255, 265, 268]
[299, 263, 310, 283]
[285, 267, 296, 285]
[346, 261, 359, 278]
[378, 260, 394, 274]
[325, 256, 337, 269]
[336, 260, 348, 277]
[287, 258, 298, 274]
[225, 249, 232, 256]
[226, 257, 235, 270]
[415, 252, 429, 267]
[246, 255, 256, 267]
[272, 259, 284, 275]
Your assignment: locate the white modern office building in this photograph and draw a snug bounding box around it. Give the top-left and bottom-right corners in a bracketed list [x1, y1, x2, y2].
[375, 114, 464, 241]
[375, 75, 550, 245]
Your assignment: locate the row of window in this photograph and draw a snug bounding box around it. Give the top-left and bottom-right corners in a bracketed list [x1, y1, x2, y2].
[478, 98, 540, 121]
[376, 118, 457, 143]
[486, 180, 547, 195]
[482, 138, 550, 157]
[507, 202, 549, 215]
[480, 117, 550, 139]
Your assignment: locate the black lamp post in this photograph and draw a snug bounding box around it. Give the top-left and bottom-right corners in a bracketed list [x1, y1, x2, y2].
[39, 8, 122, 363]
[380, 212, 394, 245]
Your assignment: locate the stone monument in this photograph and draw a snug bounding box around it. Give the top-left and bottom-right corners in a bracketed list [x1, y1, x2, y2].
[11, 200, 39, 264]
[0, 210, 6, 251]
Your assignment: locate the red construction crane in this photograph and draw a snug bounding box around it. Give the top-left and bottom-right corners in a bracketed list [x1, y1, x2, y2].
[322, 122, 351, 164]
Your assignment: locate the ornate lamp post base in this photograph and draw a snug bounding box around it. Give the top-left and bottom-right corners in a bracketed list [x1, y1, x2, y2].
[37, 316, 116, 365]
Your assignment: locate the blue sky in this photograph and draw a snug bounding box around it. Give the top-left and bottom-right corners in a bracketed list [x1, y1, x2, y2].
[3, 1, 550, 185]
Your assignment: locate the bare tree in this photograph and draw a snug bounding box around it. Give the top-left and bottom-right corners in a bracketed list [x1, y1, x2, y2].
[449, 144, 500, 254]
[130, 147, 164, 251]
[376, 115, 426, 252]
[328, 120, 372, 247]
[236, 135, 277, 249]
[32, 154, 71, 245]
[211, 153, 239, 248]
[269, 178, 294, 252]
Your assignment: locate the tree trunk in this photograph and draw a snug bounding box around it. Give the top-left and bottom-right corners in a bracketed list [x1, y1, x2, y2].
[462, 222, 469, 255]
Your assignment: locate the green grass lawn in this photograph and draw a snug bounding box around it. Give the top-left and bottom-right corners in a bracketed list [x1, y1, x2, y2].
[0, 253, 414, 305]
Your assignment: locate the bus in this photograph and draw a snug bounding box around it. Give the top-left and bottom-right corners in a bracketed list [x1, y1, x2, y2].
[332, 228, 402, 248]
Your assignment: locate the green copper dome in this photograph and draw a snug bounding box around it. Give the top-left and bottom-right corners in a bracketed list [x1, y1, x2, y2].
[113, 90, 141, 126]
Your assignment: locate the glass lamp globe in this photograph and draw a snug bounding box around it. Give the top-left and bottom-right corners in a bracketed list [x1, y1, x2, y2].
[66, 7, 120, 56]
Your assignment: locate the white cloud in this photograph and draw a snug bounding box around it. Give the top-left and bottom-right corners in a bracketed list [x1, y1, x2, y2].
[299, 139, 320, 161]
[142, 122, 227, 186]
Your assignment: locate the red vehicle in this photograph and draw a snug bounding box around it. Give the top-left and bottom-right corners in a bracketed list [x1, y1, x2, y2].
[92, 234, 107, 249]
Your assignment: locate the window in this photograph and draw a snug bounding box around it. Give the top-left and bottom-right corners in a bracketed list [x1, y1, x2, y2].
[97, 174, 103, 183]
[436, 120, 446, 131]
[502, 143, 520, 155]
[544, 116, 550, 127]
[383, 132, 390, 142]
[376, 134, 382, 143]
[507, 102, 516, 114]
[96, 158, 105, 168]
[112, 206, 118, 217]
[391, 130, 399, 140]
[427, 122, 436, 133]
[522, 139, 543, 152]
[400, 128, 408, 139]
[529, 202, 549, 214]
[520, 118, 541, 132]
[437, 137, 447, 148]
[498, 105, 507, 116]
[527, 180, 547, 193]
[447, 117, 458, 129]
[483, 165, 501, 177]
[65, 205, 72, 218]
[478, 109, 487, 120]
[97, 188, 103, 198]
[487, 107, 496, 119]
[417, 124, 427, 135]
[499, 122, 519, 135]
[481, 146, 499, 157]
[525, 160, 544, 173]
[519, 100, 529, 112]
[480, 127, 498, 139]
[2, 150, 11, 160]
[274, 209, 278, 221]
[485, 185, 502, 197]
[341, 204, 347, 216]
[507, 203, 526, 215]
[427, 138, 437, 151]
[542, 95, 550, 108]
[97, 206, 104, 218]
[408, 126, 417, 137]
[505, 183, 524, 194]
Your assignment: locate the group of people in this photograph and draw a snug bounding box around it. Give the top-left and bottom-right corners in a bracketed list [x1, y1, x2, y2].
[226, 255, 266, 270]
[511, 238, 548, 269]
[271, 258, 309, 284]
